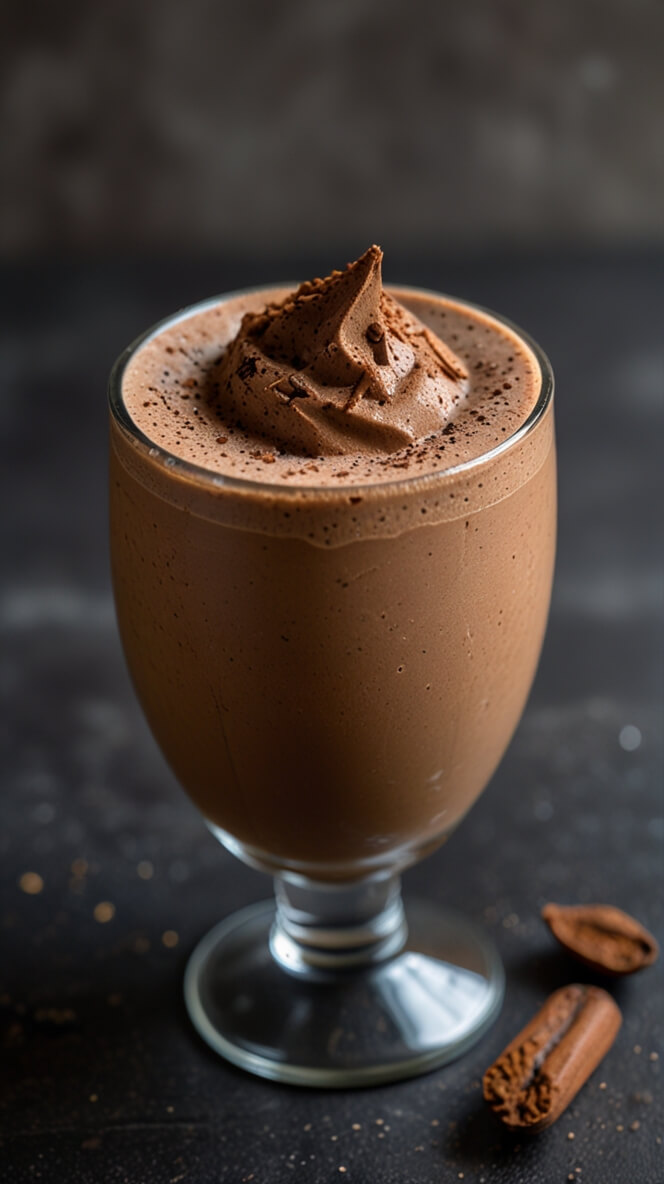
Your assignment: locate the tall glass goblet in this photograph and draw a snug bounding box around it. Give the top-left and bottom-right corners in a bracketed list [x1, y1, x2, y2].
[109, 287, 555, 1086]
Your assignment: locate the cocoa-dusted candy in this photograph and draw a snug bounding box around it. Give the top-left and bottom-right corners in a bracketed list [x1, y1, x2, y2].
[483, 984, 621, 1132]
[542, 902, 659, 976]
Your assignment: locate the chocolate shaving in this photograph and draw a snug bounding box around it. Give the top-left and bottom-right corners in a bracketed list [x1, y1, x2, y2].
[237, 356, 258, 381]
[344, 370, 373, 411]
[270, 373, 312, 403]
[366, 322, 390, 366]
[413, 327, 469, 381]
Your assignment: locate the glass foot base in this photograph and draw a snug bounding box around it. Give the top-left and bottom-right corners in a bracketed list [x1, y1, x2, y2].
[184, 898, 504, 1087]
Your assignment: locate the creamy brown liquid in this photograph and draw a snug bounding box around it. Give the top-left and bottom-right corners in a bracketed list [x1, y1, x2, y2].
[110, 285, 555, 880]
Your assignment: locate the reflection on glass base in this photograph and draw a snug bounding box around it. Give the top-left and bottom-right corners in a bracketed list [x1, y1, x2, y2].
[184, 898, 504, 1088]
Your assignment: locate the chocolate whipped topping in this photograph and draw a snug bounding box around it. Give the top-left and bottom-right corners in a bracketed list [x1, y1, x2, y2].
[121, 259, 543, 493]
[209, 246, 469, 458]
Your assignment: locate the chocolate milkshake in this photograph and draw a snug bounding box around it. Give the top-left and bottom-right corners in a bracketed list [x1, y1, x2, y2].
[110, 247, 555, 880]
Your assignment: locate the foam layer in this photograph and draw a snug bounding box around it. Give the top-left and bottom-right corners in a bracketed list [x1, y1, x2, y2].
[115, 280, 550, 546]
[122, 286, 539, 481]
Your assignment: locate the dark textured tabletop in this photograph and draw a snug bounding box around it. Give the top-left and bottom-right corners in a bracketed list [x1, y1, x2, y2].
[1, 251, 662, 1183]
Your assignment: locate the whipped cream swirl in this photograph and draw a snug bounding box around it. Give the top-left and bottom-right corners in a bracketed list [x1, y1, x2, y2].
[210, 245, 469, 457]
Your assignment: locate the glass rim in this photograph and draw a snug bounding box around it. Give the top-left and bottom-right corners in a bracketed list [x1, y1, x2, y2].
[108, 284, 554, 497]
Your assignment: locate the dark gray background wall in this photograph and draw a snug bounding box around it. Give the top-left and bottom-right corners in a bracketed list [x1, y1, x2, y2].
[2, 0, 663, 257]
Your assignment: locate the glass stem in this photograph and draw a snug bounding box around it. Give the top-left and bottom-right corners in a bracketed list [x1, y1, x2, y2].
[270, 872, 408, 975]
